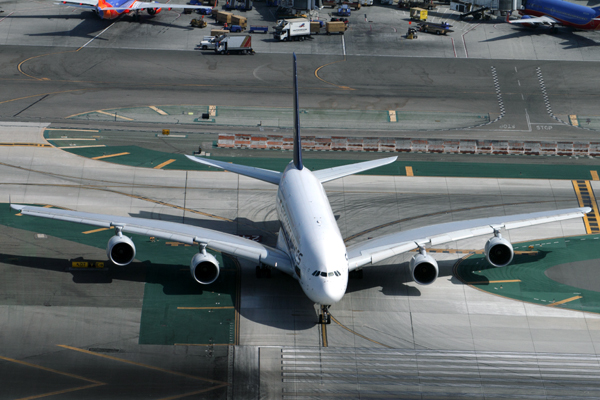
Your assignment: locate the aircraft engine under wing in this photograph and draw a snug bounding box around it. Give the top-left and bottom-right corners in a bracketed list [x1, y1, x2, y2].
[10, 204, 294, 275]
[347, 207, 591, 271]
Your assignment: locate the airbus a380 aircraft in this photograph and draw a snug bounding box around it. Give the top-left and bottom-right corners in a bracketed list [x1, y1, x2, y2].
[56, 0, 212, 20]
[508, 0, 600, 30]
[11, 55, 590, 324]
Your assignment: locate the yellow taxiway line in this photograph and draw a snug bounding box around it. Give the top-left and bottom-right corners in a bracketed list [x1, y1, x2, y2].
[92, 152, 130, 160]
[154, 159, 176, 169]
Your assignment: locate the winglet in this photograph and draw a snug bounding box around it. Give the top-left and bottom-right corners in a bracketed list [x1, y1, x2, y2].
[292, 53, 303, 171]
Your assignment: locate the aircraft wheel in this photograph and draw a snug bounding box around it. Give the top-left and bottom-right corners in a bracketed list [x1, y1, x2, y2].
[436, 30, 440, 35]
[423, 28, 428, 33]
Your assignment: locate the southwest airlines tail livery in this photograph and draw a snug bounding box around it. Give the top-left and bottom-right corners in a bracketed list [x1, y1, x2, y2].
[509, 0, 600, 30]
[11, 54, 591, 324]
[57, 0, 212, 20]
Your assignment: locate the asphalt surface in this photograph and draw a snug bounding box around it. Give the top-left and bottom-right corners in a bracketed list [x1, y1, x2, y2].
[2, 0, 600, 399]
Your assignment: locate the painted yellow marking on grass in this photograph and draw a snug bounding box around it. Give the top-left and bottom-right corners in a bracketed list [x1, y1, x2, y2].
[95, 110, 134, 121]
[166, 241, 192, 247]
[468, 279, 522, 285]
[57, 345, 227, 385]
[83, 227, 110, 234]
[592, 171, 599, 181]
[405, 166, 414, 177]
[388, 110, 397, 122]
[549, 295, 583, 306]
[569, 115, 579, 127]
[177, 306, 235, 310]
[149, 105, 168, 115]
[58, 145, 106, 149]
[209, 105, 217, 117]
[92, 152, 130, 160]
[154, 159, 176, 169]
[0, 355, 105, 400]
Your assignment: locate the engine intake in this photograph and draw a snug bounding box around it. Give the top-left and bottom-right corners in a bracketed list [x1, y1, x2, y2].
[190, 251, 220, 285]
[485, 235, 514, 267]
[106, 234, 136, 266]
[147, 7, 161, 15]
[410, 251, 438, 285]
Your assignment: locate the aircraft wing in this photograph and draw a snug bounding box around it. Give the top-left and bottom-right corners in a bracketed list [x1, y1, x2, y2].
[346, 207, 591, 270]
[508, 15, 560, 26]
[54, 0, 98, 9]
[10, 204, 293, 275]
[313, 157, 398, 183]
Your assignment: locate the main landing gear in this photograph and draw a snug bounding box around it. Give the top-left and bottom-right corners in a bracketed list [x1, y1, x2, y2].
[319, 305, 331, 325]
[255, 264, 271, 278]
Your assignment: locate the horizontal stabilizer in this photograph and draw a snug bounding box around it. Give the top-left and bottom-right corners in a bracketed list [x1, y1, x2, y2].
[185, 155, 281, 185]
[313, 156, 397, 183]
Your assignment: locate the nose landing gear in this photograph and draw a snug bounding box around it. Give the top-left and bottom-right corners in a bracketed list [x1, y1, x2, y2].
[319, 305, 331, 325]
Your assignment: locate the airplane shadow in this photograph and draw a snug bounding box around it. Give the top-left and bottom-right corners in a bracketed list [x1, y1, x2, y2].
[483, 26, 600, 48]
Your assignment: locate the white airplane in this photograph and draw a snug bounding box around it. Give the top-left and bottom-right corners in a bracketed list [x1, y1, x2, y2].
[11, 55, 591, 324]
[56, 0, 212, 20]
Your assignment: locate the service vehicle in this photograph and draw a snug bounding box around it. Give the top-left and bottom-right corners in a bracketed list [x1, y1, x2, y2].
[359, 0, 373, 5]
[342, 1, 360, 10]
[399, 0, 435, 9]
[200, 35, 217, 49]
[310, 21, 324, 34]
[418, 21, 453, 34]
[337, 4, 351, 16]
[410, 7, 427, 20]
[214, 34, 254, 54]
[249, 25, 269, 33]
[273, 18, 311, 41]
[322, 0, 337, 7]
[224, 24, 244, 32]
[190, 18, 208, 28]
[326, 20, 347, 34]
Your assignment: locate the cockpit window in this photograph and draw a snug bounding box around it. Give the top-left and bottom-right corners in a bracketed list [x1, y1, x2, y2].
[313, 270, 342, 277]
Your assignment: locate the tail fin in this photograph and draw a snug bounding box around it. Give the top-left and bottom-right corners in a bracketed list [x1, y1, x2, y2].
[292, 53, 303, 170]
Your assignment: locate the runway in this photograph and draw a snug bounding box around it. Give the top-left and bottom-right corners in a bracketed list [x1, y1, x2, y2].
[1, 122, 600, 399]
[2, 0, 600, 398]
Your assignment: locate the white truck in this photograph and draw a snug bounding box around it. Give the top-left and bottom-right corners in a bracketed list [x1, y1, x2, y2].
[213, 34, 254, 54]
[273, 18, 311, 41]
[200, 35, 217, 50]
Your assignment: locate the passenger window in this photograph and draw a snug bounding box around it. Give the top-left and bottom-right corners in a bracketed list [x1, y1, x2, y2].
[312, 271, 319, 276]
[320, 272, 327, 277]
[334, 271, 340, 276]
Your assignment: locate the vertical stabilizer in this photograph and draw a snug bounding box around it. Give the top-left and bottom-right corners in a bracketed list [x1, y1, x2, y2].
[292, 53, 303, 170]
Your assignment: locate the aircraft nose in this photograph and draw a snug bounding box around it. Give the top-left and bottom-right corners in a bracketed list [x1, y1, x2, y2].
[312, 279, 345, 305]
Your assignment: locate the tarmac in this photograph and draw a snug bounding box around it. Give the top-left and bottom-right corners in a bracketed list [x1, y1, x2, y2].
[2, 0, 600, 398]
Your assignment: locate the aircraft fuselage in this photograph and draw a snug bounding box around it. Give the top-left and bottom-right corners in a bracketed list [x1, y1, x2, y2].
[276, 162, 348, 305]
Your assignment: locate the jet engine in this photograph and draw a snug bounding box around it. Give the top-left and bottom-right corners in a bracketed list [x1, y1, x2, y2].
[190, 251, 220, 285]
[409, 251, 439, 285]
[106, 234, 136, 266]
[485, 234, 514, 267]
[147, 7, 162, 15]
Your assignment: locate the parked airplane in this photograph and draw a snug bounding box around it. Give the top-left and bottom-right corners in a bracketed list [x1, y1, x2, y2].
[11, 55, 591, 324]
[508, 0, 600, 30]
[56, 0, 212, 20]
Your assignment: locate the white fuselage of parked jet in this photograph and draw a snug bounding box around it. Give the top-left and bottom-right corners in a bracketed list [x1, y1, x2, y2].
[276, 162, 348, 305]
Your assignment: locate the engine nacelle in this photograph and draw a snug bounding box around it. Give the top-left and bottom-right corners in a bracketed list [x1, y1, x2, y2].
[190, 251, 220, 285]
[106, 234, 136, 266]
[147, 7, 162, 15]
[485, 235, 514, 267]
[409, 252, 439, 285]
